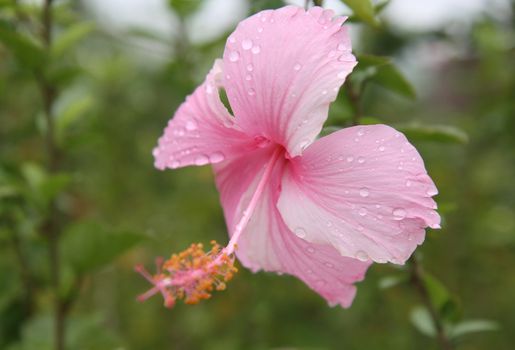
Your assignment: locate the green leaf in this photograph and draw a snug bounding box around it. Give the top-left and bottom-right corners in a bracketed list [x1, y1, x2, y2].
[51, 22, 95, 58]
[356, 54, 391, 70]
[56, 95, 94, 142]
[410, 306, 436, 337]
[378, 275, 406, 290]
[449, 319, 500, 339]
[62, 221, 145, 274]
[396, 124, 469, 144]
[0, 26, 45, 70]
[341, 0, 378, 27]
[375, 0, 391, 14]
[360, 116, 384, 125]
[371, 64, 416, 99]
[422, 273, 450, 311]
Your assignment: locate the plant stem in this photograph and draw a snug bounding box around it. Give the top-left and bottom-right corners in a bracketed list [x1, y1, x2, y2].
[346, 79, 363, 125]
[409, 256, 453, 350]
[40, 1, 65, 349]
[313, 0, 324, 7]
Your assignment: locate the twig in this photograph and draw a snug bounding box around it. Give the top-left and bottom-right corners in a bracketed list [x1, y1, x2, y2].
[39, 1, 66, 350]
[409, 256, 454, 350]
[345, 79, 363, 125]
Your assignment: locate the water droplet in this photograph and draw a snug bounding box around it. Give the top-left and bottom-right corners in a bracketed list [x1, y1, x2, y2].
[326, 221, 333, 227]
[337, 43, 346, 51]
[306, 247, 315, 254]
[299, 139, 310, 151]
[209, 152, 225, 163]
[251, 45, 261, 54]
[241, 39, 253, 50]
[246, 63, 254, 71]
[392, 208, 406, 220]
[294, 227, 307, 238]
[170, 160, 180, 168]
[260, 16, 266, 22]
[306, 268, 313, 274]
[293, 63, 302, 71]
[247, 88, 256, 96]
[359, 188, 369, 197]
[355, 250, 368, 261]
[337, 71, 347, 79]
[229, 50, 240, 62]
[322, 90, 328, 95]
[338, 55, 349, 62]
[229, 36, 236, 43]
[357, 129, 365, 136]
[245, 74, 252, 81]
[405, 180, 412, 187]
[324, 262, 334, 268]
[379, 146, 385, 151]
[152, 148, 160, 157]
[358, 208, 367, 216]
[347, 156, 354, 162]
[257, 27, 263, 33]
[185, 120, 197, 131]
[269, 18, 275, 23]
[194, 154, 209, 166]
[357, 157, 365, 164]
[426, 187, 438, 196]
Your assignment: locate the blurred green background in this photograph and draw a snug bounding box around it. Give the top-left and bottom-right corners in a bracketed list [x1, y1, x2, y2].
[1, 0, 514, 349]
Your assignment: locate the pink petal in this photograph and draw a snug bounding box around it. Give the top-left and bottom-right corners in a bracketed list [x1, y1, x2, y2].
[277, 125, 441, 264]
[153, 60, 255, 170]
[214, 147, 370, 307]
[222, 6, 356, 157]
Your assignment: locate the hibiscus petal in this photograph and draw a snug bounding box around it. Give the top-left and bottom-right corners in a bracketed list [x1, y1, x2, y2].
[277, 125, 441, 264]
[214, 148, 370, 307]
[222, 6, 356, 157]
[153, 60, 254, 170]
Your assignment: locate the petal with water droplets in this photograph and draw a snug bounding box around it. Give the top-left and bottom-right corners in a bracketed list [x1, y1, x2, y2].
[277, 125, 440, 264]
[222, 6, 356, 157]
[153, 60, 255, 170]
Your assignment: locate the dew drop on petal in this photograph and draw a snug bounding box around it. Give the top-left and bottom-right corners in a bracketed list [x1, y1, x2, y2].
[229, 51, 240, 62]
[392, 208, 407, 220]
[257, 27, 263, 33]
[306, 247, 315, 254]
[355, 250, 368, 262]
[347, 156, 354, 162]
[359, 188, 369, 197]
[294, 227, 306, 238]
[379, 146, 385, 151]
[251, 45, 261, 54]
[245, 74, 252, 81]
[185, 120, 197, 131]
[247, 88, 256, 96]
[357, 157, 365, 164]
[426, 187, 438, 196]
[337, 71, 347, 79]
[209, 152, 225, 163]
[170, 160, 181, 169]
[337, 43, 346, 51]
[241, 39, 253, 50]
[194, 154, 209, 166]
[299, 139, 310, 151]
[293, 63, 302, 71]
[357, 129, 365, 136]
[358, 207, 367, 216]
[229, 36, 236, 43]
[405, 180, 412, 187]
[324, 262, 334, 268]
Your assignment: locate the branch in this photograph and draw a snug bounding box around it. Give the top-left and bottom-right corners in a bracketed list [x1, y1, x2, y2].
[409, 255, 454, 350]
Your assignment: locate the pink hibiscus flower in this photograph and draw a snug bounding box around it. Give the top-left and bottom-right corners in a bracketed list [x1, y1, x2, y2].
[137, 5, 440, 309]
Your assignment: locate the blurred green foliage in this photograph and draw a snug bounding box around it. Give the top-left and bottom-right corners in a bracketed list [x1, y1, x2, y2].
[1, 0, 514, 349]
